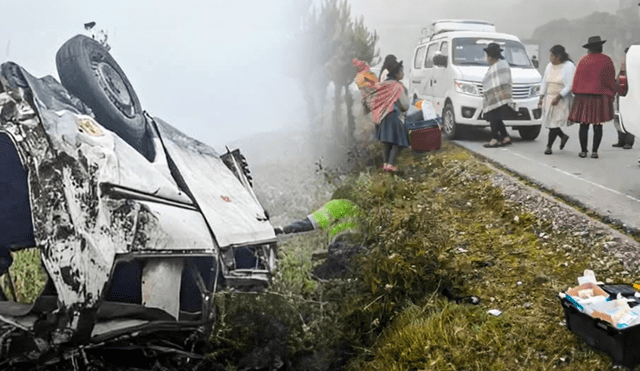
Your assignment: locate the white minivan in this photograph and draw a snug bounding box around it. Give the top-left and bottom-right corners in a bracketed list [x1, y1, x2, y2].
[409, 20, 543, 140]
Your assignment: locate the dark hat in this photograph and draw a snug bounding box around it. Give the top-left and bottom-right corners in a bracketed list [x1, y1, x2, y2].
[483, 43, 504, 58]
[582, 36, 606, 49]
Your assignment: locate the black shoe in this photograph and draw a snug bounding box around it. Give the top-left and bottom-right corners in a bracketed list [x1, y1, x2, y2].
[624, 144, 633, 150]
[591, 152, 599, 159]
[613, 143, 624, 147]
[579, 151, 587, 158]
[544, 147, 552, 155]
[560, 134, 569, 150]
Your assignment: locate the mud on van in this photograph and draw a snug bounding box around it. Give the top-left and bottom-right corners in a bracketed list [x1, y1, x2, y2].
[409, 20, 543, 140]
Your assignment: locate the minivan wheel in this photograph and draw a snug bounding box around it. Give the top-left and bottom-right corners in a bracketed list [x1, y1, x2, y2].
[517, 125, 542, 140]
[442, 103, 460, 140]
[56, 35, 147, 154]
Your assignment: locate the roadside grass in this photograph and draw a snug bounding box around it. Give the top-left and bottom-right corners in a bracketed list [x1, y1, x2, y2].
[213, 140, 640, 370]
[0, 248, 47, 303]
[341, 142, 638, 370]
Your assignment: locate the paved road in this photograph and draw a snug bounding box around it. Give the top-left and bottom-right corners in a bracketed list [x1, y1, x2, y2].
[453, 124, 640, 233]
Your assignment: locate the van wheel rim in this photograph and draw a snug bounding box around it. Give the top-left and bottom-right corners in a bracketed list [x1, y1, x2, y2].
[92, 61, 136, 118]
[444, 109, 454, 134]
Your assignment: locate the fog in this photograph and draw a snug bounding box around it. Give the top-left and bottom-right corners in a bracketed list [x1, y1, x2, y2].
[0, 0, 627, 153]
[350, 0, 617, 69]
[0, 0, 302, 152]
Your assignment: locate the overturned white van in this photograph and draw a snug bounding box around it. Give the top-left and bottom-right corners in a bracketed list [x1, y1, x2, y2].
[618, 45, 640, 140]
[0, 35, 277, 367]
[409, 20, 543, 140]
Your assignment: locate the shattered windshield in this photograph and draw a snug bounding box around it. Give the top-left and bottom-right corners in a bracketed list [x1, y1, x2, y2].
[452, 37, 533, 68]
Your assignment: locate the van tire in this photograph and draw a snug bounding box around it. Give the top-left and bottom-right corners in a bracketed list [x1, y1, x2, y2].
[442, 103, 460, 140]
[56, 35, 146, 152]
[517, 125, 541, 140]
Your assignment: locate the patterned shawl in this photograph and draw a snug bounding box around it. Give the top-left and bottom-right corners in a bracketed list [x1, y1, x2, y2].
[482, 59, 512, 112]
[353, 58, 404, 124]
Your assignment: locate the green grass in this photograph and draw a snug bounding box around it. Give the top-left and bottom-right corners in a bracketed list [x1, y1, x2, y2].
[342, 142, 634, 370]
[210, 140, 639, 370]
[1, 248, 47, 303]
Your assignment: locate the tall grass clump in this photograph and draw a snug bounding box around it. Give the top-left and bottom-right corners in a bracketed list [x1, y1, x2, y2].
[1, 248, 47, 303]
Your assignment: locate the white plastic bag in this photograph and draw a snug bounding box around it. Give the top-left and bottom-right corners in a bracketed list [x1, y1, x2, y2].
[421, 100, 438, 121]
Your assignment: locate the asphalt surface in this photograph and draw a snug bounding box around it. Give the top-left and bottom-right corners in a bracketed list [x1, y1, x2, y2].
[453, 124, 640, 233]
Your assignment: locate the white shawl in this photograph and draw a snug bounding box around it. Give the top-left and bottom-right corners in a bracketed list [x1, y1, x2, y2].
[540, 61, 576, 98]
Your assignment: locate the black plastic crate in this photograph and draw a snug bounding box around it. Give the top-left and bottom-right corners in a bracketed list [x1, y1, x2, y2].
[600, 284, 638, 298]
[560, 297, 640, 369]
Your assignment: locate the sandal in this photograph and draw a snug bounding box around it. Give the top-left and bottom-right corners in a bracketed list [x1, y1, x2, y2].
[591, 152, 599, 159]
[386, 164, 398, 172]
[544, 147, 552, 155]
[579, 151, 587, 158]
[483, 140, 502, 148]
[501, 138, 512, 146]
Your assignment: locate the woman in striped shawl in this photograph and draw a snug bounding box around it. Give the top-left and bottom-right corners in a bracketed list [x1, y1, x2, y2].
[482, 43, 513, 148]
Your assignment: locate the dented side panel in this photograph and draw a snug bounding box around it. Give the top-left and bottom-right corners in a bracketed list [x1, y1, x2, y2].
[154, 118, 277, 248]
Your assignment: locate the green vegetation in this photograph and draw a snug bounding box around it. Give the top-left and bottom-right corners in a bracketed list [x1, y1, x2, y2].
[210, 141, 640, 370]
[1, 248, 47, 303]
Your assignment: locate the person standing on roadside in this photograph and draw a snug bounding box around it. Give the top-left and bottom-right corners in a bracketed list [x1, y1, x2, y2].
[613, 47, 635, 150]
[482, 43, 513, 148]
[375, 60, 410, 171]
[568, 36, 617, 159]
[353, 58, 409, 172]
[538, 45, 575, 155]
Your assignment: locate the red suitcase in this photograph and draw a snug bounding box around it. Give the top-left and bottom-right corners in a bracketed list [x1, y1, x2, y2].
[408, 126, 441, 152]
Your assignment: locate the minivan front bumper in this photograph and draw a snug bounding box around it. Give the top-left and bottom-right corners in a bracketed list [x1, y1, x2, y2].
[453, 94, 542, 127]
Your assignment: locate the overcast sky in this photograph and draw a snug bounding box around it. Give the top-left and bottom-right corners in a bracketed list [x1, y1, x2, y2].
[350, 0, 616, 69]
[0, 0, 620, 152]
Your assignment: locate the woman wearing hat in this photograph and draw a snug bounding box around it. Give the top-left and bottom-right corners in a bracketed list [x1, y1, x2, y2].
[482, 42, 513, 148]
[569, 36, 617, 158]
[538, 45, 575, 155]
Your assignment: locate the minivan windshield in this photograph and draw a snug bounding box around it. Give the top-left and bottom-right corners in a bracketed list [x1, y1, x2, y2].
[452, 38, 532, 68]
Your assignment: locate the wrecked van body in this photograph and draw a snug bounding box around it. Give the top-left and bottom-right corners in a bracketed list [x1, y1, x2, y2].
[0, 34, 276, 366]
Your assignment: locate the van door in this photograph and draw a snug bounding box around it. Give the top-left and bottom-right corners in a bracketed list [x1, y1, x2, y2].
[409, 45, 427, 98]
[431, 40, 449, 114]
[422, 42, 439, 105]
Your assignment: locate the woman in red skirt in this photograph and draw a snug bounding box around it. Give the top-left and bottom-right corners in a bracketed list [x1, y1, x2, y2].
[569, 36, 617, 158]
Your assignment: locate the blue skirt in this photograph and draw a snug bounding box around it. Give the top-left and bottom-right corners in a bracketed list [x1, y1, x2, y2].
[375, 106, 410, 147]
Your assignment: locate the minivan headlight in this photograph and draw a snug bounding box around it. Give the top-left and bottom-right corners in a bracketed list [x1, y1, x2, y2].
[454, 80, 480, 96]
[529, 84, 541, 98]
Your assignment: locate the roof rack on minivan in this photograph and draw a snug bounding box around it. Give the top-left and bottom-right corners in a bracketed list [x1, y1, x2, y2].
[420, 19, 496, 43]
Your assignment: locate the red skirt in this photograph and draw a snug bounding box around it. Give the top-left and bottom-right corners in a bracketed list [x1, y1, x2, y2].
[568, 94, 614, 125]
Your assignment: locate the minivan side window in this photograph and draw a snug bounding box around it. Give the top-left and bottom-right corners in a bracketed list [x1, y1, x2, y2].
[440, 41, 449, 56]
[414, 46, 426, 69]
[424, 43, 438, 68]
